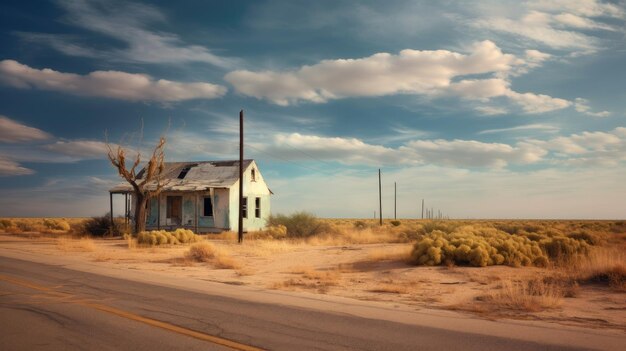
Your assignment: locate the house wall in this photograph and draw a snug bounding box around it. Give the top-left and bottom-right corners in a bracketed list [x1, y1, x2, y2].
[132, 160, 271, 233]
[138, 190, 231, 232]
[228, 161, 272, 232]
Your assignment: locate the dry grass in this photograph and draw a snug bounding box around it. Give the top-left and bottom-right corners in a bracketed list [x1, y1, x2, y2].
[368, 279, 419, 294]
[367, 245, 412, 262]
[274, 266, 341, 292]
[185, 242, 241, 269]
[56, 237, 96, 252]
[562, 248, 626, 291]
[480, 277, 564, 312]
[235, 240, 300, 257]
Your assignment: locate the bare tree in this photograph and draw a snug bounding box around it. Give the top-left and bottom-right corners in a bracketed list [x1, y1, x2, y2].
[107, 137, 166, 234]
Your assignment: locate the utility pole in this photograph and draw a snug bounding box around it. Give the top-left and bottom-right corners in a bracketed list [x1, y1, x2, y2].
[238, 110, 244, 244]
[421, 199, 424, 219]
[378, 169, 382, 226]
[394, 182, 397, 220]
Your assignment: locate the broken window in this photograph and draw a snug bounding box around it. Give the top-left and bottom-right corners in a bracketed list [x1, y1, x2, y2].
[242, 197, 248, 219]
[203, 197, 213, 217]
[178, 167, 191, 179]
[177, 164, 197, 179]
[255, 197, 261, 218]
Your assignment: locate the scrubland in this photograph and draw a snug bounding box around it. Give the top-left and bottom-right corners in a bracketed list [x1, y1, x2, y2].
[1, 214, 624, 330]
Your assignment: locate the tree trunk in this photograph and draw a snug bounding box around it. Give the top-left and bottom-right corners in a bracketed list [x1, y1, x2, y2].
[134, 192, 148, 234]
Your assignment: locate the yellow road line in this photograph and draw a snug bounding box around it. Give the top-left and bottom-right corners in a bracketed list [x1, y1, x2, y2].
[0, 273, 264, 351]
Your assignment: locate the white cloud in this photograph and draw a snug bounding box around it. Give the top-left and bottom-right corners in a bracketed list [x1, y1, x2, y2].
[402, 139, 547, 168]
[552, 13, 616, 30]
[504, 90, 572, 113]
[474, 106, 508, 115]
[0, 59, 227, 102]
[21, 0, 234, 68]
[0, 116, 52, 143]
[529, 0, 625, 18]
[478, 124, 560, 135]
[256, 132, 548, 169]
[475, 0, 624, 52]
[226, 40, 517, 105]
[0, 156, 34, 176]
[529, 127, 626, 166]
[43, 140, 111, 159]
[574, 98, 611, 117]
[226, 41, 570, 113]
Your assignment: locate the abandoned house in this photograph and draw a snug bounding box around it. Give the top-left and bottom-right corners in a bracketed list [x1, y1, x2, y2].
[109, 160, 272, 233]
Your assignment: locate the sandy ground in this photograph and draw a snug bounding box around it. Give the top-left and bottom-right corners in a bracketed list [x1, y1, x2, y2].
[1, 233, 624, 333]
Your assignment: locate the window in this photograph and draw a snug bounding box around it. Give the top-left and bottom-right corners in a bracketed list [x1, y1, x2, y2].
[242, 197, 248, 218]
[251, 168, 256, 182]
[203, 197, 213, 217]
[177, 164, 197, 179]
[178, 167, 191, 179]
[255, 197, 261, 218]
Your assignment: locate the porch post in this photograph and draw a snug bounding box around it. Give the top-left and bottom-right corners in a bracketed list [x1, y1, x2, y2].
[109, 192, 115, 235]
[157, 194, 161, 230]
[195, 193, 198, 234]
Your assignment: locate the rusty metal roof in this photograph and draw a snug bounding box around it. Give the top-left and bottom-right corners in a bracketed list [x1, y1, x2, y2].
[109, 159, 254, 193]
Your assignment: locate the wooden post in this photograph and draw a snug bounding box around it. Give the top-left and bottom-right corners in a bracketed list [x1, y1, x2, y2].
[394, 182, 397, 220]
[157, 194, 161, 230]
[124, 193, 128, 233]
[378, 169, 382, 226]
[238, 110, 244, 243]
[109, 192, 114, 235]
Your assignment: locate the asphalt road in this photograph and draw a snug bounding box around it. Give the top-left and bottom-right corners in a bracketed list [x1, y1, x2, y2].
[0, 256, 618, 350]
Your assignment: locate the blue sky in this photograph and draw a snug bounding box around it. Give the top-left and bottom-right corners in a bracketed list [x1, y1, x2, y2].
[1, 0, 625, 219]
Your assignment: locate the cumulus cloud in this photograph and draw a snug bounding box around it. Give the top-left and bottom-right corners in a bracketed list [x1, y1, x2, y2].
[475, 0, 624, 52]
[226, 40, 570, 113]
[0, 156, 34, 176]
[0, 59, 227, 102]
[257, 132, 548, 169]
[19, 0, 234, 68]
[574, 98, 611, 117]
[0, 116, 51, 143]
[528, 127, 626, 166]
[43, 140, 111, 159]
[478, 124, 560, 135]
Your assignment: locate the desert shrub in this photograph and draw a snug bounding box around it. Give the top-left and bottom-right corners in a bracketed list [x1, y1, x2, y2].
[0, 219, 13, 229]
[567, 231, 604, 245]
[15, 220, 36, 232]
[43, 218, 71, 232]
[248, 225, 288, 240]
[137, 228, 202, 246]
[418, 221, 461, 235]
[390, 220, 401, 227]
[81, 213, 123, 236]
[540, 236, 590, 262]
[267, 212, 331, 238]
[185, 242, 241, 269]
[410, 226, 553, 267]
[353, 221, 368, 230]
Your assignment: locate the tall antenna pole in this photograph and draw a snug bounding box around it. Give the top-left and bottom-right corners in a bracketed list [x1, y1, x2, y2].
[378, 169, 382, 226]
[238, 110, 244, 244]
[394, 182, 397, 220]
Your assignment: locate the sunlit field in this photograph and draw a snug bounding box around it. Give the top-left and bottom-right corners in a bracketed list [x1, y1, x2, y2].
[1, 216, 625, 330]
